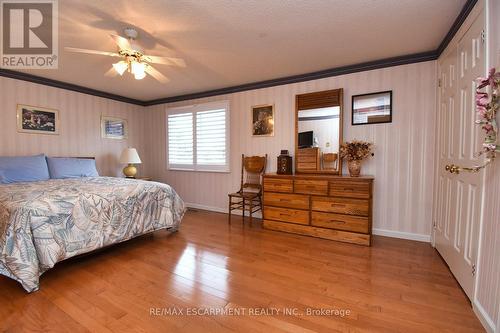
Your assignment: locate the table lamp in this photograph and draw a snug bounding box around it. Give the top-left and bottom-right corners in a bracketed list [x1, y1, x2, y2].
[119, 148, 142, 178]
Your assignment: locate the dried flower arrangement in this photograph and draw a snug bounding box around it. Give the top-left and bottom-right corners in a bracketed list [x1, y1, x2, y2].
[339, 140, 374, 176]
[339, 140, 374, 161]
[450, 68, 500, 174]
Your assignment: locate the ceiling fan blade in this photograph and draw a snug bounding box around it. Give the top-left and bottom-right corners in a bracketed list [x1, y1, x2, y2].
[104, 67, 119, 77]
[65, 47, 121, 57]
[144, 55, 186, 67]
[145, 65, 170, 83]
[110, 34, 131, 50]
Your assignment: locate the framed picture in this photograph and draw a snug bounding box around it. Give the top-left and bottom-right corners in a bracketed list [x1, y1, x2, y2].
[101, 116, 128, 139]
[352, 91, 392, 125]
[252, 104, 274, 136]
[16, 104, 59, 135]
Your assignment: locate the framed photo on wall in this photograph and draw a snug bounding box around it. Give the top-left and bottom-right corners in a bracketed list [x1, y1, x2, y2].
[252, 104, 274, 136]
[101, 116, 128, 139]
[352, 91, 392, 125]
[16, 104, 59, 135]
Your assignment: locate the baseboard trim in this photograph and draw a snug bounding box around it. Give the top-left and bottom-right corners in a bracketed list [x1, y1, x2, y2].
[186, 203, 430, 242]
[186, 203, 227, 213]
[473, 300, 496, 333]
[186, 202, 263, 218]
[372, 228, 431, 242]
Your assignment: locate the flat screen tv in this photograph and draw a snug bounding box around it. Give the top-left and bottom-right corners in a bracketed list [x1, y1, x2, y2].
[298, 131, 313, 148]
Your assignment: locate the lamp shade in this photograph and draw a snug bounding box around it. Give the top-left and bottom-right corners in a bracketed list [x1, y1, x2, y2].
[120, 148, 142, 164]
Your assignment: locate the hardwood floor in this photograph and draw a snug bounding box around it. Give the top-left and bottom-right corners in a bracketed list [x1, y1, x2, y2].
[0, 209, 484, 332]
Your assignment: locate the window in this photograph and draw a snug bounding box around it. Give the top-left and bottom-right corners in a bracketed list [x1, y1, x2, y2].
[167, 101, 229, 172]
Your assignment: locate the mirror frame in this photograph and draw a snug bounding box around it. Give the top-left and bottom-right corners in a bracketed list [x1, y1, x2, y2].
[295, 88, 343, 175]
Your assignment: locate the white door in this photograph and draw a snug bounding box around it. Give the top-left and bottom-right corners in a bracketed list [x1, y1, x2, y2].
[434, 11, 485, 300]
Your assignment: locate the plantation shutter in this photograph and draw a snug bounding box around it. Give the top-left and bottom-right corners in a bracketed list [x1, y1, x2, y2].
[196, 108, 227, 170]
[167, 100, 229, 172]
[168, 112, 193, 168]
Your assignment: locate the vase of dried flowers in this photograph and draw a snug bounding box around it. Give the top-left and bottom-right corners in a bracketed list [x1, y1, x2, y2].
[346, 160, 360, 177]
[339, 140, 374, 177]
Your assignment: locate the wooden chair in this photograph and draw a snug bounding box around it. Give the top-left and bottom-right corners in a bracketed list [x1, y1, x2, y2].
[228, 154, 267, 225]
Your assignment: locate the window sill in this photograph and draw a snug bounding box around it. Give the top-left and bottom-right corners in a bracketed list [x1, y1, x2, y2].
[168, 168, 230, 174]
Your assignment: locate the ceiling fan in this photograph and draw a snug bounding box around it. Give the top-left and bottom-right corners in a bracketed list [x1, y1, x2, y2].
[65, 28, 186, 83]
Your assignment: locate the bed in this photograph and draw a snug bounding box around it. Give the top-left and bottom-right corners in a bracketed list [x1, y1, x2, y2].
[0, 176, 185, 292]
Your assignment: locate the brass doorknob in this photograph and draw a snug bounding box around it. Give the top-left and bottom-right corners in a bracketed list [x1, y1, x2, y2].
[445, 164, 460, 174]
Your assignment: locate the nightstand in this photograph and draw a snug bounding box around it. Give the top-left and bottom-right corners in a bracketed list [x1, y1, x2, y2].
[135, 177, 152, 181]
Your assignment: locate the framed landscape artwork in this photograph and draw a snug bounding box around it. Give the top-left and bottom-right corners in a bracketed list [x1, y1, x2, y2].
[252, 104, 274, 136]
[101, 116, 128, 139]
[352, 91, 392, 125]
[16, 104, 59, 135]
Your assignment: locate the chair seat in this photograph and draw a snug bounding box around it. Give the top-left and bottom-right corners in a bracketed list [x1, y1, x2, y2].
[228, 191, 260, 199]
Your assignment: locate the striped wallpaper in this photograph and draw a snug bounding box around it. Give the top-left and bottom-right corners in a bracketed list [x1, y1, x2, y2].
[474, 0, 500, 330]
[143, 61, 437, 239]
[0, 76, 147, 177]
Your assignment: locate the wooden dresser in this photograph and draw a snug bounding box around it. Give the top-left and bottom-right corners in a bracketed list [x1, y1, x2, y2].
[262, 174, 373, 246]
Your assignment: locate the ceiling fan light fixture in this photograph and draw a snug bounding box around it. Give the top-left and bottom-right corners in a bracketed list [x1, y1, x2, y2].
[66, 28, 182, 84]
[131, 60, 146, 80]
[131, 61, 145, 75]
[134, 71, 146, 80]
[112, 61, 128, 75]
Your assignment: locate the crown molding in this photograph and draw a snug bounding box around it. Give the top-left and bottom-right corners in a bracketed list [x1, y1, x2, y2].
[0, 0, 477, 107]
[145, 51, 436, 105]
[0, 68, 147, 106]
[436, 0, 478, 56]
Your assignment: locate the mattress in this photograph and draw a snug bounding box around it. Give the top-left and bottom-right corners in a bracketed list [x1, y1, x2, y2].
[0, 177, 185, 292]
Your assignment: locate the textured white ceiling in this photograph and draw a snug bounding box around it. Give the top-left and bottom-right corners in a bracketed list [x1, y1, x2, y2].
[18, 0, 466, 101]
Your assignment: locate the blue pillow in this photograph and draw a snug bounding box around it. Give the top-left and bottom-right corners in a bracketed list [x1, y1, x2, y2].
[46, 157, 99, 179]
[0, 154, 50, 184]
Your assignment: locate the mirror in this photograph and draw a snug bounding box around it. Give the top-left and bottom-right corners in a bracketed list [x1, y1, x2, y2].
[295, 89, 343, 174]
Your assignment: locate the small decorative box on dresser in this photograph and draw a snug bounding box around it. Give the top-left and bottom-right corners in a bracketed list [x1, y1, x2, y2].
[262, 173, 374, 246]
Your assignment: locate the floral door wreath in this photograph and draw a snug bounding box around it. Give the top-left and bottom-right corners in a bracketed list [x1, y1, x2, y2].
[446, 68, 500, 174]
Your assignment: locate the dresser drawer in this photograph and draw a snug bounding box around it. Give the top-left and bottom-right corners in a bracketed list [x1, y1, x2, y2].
[329, 181, 370, 199]
[311, 212, 369, 233]
[263, 178, 293, 193]
[294, 179, 328, 195]
[311, 196, 369, 216]
[263, 192, 310, 210]
[264, 207, 309, 225]
[297, 162, 318, 170]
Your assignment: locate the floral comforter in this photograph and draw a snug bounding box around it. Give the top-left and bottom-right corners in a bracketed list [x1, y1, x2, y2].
[0, 177, 185, 292]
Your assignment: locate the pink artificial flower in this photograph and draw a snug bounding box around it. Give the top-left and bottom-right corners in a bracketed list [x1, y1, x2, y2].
[482, 123, 494, 133]
[477, 105, 487, 118]
[476, 92, 489, 107]
[483, 143, 497, 151]
[488, 68, 496, 86]
[476, 68, 500, 90]
[488, 68, 499, 87]
[476, 77, 490, 89]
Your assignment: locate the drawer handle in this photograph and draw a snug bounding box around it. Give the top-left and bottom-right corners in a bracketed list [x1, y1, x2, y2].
[330, 220, 346, 224]
[330, 203, 346, 207]
[279, 212, 291, 216]
[343, 188, 355, 191]
[279, 198, 291, 202]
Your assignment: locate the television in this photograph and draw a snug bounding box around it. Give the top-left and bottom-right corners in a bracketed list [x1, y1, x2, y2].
[298, 131, 313, 148]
